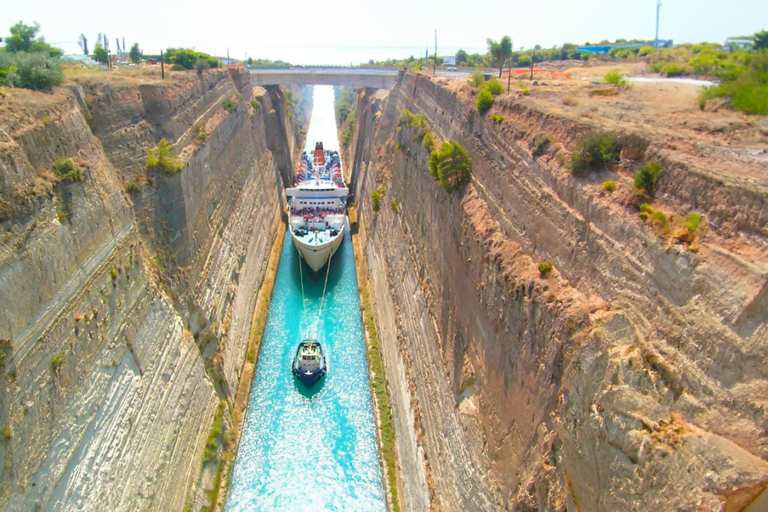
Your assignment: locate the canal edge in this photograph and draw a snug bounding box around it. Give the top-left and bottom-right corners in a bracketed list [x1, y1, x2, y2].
[210, 223, 287, 511]
[349, 206, 402, 512]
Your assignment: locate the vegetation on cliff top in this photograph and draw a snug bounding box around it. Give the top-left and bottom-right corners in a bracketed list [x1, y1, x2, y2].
[164, 48, 219, 71]
[0, 22, 63, 91]
[570, 131, 619, 175]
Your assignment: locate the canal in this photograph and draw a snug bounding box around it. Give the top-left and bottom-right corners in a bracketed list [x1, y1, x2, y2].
[225, 86, 386, 511]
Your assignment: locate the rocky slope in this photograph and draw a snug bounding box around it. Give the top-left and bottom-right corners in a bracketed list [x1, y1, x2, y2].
[0, 68, 307, 511]
[349, 73, 768, 511]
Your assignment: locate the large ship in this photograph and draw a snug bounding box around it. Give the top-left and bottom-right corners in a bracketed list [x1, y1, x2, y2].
[286, 142, 348, 272]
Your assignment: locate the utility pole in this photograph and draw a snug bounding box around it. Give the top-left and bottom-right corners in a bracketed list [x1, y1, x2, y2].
[530, 48, 536, 80]
[507, 58, 512, 93]
[654, 1, 661, 49]
[160, 49, 165, 79]
[434, 30, 437, 75]
[425, 47, 428, 71]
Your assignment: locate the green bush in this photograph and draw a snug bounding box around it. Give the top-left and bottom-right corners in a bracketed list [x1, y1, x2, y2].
[390, 199, 400, 213]
[602, 180, 616, 192]
[604, 70, 627, 88]
[468, 70, 485, 87]
[52, 158, 81, 183]
[50, 353, 64, 371]
[477, 88, 494, 114]
[204, 401, 226, 462]
[521, 88, 530, 96]
[634, 161, 663, 197]
[192, 120, 207, 143]
[0, 51, 63, 91]
[422, 130, 435, 151]
[686, 212, 702, 233]
[164, 48, 219, 70]
[251, 99, 261, 110]
[490, 114, 504, 123]
[430, 140, 472, 193]
[371, 189, 382, 212]
[401, 109, 426, 129]
[699, 50, 768, 114]
[532, 134, 551, 157]
[661, 62, 690, 77]
[571, 131, 619, 175]
[146, 137, 184, 174]
[194, 57, 210, 75]
[2, 426, 10, 441]
[484, 78, 504, 95]
[638, 46, 655, 57]
[222, 98, 237, 113]
[538, 262, 553, 275]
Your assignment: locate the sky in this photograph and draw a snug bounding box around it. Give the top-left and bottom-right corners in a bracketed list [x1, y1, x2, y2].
[1, 0, 764, 65]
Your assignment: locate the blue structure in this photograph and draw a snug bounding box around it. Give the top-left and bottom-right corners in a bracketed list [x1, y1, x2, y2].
[578, 40, 673, 53]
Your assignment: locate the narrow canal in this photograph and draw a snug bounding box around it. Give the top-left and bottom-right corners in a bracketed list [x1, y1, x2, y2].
[225, 86, 386, 511]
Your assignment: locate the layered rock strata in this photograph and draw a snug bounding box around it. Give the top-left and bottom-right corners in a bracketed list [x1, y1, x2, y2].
[350, 73, 768, 511]
[0, 69, 306, 511]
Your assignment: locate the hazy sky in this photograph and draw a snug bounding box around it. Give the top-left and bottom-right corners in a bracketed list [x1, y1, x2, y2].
[1, 0, 764, 64]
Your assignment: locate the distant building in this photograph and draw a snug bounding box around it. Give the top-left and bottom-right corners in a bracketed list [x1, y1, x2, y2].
[442, 55, 456, 66]
[577, 40, 672, 54]
[723, 37, 754, 52]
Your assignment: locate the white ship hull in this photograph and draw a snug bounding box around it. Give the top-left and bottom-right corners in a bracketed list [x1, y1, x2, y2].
[291, 223, 345, 272]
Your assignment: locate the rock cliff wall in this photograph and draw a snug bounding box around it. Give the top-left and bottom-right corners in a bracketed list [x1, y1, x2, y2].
[351, 73, 768, 511]
[0, 69, 307, 511]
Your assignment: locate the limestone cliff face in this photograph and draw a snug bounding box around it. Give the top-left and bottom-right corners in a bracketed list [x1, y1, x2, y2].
[0, 70, 306, 511]
[351, 73, 768, 511]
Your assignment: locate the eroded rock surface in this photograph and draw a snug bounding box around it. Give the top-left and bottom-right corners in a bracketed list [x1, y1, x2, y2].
[0, 69, 307, 511]
[349, 73, 768, 511]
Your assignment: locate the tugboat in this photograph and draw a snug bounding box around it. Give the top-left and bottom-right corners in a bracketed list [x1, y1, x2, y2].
[291, 339, 327, 386]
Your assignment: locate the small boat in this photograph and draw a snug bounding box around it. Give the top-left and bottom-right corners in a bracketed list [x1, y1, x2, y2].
[291, 339, 327, 386]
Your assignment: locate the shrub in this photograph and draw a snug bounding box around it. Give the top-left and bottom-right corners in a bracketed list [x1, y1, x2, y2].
[602, 180, 617, 192]
[484, 78, 504, 95]
[430, 140, 472, 193]
[477, 88, 494, 114]
[538, 262, 553, 275]
[699, 51, 768, 115]
[422, 130, 435, 151]
[194, 57, 210, 75]
[204, 400, 226, 462]
[52, 158, 81, 183]
[521, 88, 530, 96]
[192, 120, 207, 143]
[661, 62, 689, 77]
[371, 189, 382, 211]
[490, 114, 504, 123]
[604, 70, 627, 88]
[2, 426, 10, 441]
[146, 137, 184, 174]
[401, 109, 426, 129]
[251, 99, 261, 110]
[652, 210, 669, 232]
[532, 134, 551, 157]
[51, 353, 64, 371]
[165, 48, 219, 70]
[170, 63, 185, 71]
[0, 51, 63, 91]
[686, 212, 702, 234]
[638, 46, 655, 57]
[571, 131, 619, 175]
[634, 161, 663, 197]
[390, 199, 400, 213]
[222, 98, 237, 113]
[468, 70, 485, 87]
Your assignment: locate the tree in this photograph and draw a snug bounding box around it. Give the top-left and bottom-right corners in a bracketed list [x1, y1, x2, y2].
[78, 33, 88, 55]
[129, 43, 141, 64]
[755, 30, 768, 50]
[5, 21, 39, 53]
[455, 49, 468, 64]
[5, 21, 62, 57]
[92, 43, 108, 64]
[487, 36, 513, 77]
[432, 140, 472, 192]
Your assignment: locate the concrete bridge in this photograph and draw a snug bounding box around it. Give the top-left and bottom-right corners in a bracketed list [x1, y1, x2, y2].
[249, 68, 400, 88]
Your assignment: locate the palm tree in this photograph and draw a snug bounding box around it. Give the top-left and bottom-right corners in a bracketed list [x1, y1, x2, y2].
[487, 36, 513, 78]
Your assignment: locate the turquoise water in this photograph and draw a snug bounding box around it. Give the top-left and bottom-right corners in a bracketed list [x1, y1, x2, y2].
[225, 87, 385, 512]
